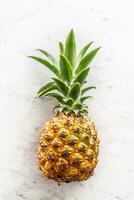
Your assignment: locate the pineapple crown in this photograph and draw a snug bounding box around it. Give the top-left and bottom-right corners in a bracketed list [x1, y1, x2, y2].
[29, 30, 100, 115]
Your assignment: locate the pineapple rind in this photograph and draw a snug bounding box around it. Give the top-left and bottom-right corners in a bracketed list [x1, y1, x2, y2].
[37, 112, 99, 182]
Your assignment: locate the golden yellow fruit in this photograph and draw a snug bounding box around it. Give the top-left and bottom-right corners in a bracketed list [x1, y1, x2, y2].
[37, 113, 100, 183]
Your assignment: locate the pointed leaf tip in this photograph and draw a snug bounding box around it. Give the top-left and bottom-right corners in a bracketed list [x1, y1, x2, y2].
[81, 86, 96, 95]
[38, 82, 57, 97]
[29, 56, 60, 77]
[75, 46, 101, 74]
[65, 30, 76, 68]
[59, 42, 64, 54]
[70, 29, 74, 34]
[36, 49, 57, 65]
[77, 41, 94, 62]
[80, 96, 92, 103]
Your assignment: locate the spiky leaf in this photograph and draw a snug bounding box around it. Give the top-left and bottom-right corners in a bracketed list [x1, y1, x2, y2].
[37, 49, 57, 65]
[52, 104, 61, 113]
[79, 108, 88, 114]
[66, 98, 74, 106]
[80, 96, 92, 103]
[30, 30, 100, 114]
[78, 41, 93, 61]
[68, 82, 80, 100]
[65, 29, 76, 68]
[37, 82, 55, 94]
[38, 84, 57, 97]
[52, 78, 69, 96]
[73, 103, 82, 110]
[59, 42, 64, 54]
[45, 92, 64, 103]
[29, 56, 60, 77]
[60, 55, 72, 82]
[75, 47, 101, 74]
[73, 67, 90, 85]
[81, 86, 96, 95]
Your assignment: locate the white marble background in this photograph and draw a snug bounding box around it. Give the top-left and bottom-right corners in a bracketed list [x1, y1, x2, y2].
[0, 0, 134, 199]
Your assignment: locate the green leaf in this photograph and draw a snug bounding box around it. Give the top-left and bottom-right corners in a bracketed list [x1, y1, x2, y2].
[62, 106, 73, 112]
[37, 82, 55, 94]
[73, 103, 82, 110]
[52, 104, 61, 113]
[29, 56, 60, 77]
[38, 84, 57, 97]
[37, 49, 57, 65]
[75, 47, 101, 74]
[80, 96, 92, 103]
[77, 41, 93, 61]
[45, 93, 64, 103]
[52, 78, 69, 96]
[73, 67, 90, 85]
[59, 42, 64, 54]
[83, 81, 87, 85]
[60, 55, 72, 82]
[68, 82, 80, 100]
[65, 29, 76, 68]
[81, 86, 96, 95]
[79, 108, 88, 114]
[66, 98, 74, 106]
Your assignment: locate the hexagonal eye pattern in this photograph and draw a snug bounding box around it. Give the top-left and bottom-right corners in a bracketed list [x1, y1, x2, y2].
[81, 132, 89, 142]
[58, 128, 70, 138]
[53, 122, 62, 133]
[47, 149, 58, 161]
[38, 113, 99, 182]
[44, 131, 54, 141]
[70, 153, 83, 167]
[52, 138, 63, 148]
[60, 145, 74, 157]
[56, 158, 68, 171]
[64, 118, 73, 128]
[67, 135, 79, 145]
[77, 142, 88, 152]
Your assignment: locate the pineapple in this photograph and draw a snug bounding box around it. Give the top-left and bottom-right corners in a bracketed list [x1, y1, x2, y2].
[29, 30, 100, 183]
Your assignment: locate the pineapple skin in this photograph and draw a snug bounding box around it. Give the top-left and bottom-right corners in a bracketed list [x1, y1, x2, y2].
[37, 112, 100, 182]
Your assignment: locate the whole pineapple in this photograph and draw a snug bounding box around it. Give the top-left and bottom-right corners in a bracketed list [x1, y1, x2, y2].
[29, 30, 100, 183]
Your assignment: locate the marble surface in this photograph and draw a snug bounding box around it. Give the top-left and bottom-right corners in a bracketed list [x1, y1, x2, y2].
[0, 0, 134, 199]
